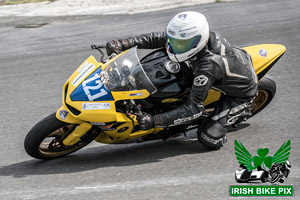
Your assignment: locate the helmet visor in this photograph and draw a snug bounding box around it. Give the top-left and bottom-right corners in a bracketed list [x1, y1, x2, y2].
[167, 34, 201, 54]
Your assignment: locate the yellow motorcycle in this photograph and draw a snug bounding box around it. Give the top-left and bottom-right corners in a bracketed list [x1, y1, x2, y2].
[24, 44, 286, 159]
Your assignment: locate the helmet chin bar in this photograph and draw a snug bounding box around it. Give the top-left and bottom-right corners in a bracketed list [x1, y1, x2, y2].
[167, 52, 187, 63]
[167, 46, 199, 63]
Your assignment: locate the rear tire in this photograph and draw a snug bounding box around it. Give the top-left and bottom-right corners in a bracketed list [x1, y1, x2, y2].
[251, 75, 276, 116]
[24, 113, 98, 160]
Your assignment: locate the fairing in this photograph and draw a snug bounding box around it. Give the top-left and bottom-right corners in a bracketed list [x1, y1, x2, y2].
[61, 48, 152, 123]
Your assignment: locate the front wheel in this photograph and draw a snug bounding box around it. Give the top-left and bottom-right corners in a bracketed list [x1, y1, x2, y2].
[24, 113, 99, 160]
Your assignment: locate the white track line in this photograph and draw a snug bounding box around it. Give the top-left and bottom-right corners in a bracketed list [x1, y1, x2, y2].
[0, 173, 232, 199]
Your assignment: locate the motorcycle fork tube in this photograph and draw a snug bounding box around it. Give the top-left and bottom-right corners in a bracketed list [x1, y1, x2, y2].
[62, 122, 92, 146]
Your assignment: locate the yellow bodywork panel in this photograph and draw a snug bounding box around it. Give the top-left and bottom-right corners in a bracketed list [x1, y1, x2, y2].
[64, 55, 101, 95]
[112, 90, 149, 100]
[242, 44, 286, 75]
[56, 106, 94, 146]
[100, 112, 134, 141]
[63, 122, 92, 146]
[203, 89, 221, 106]
[62, 56, 115, 122]
[60, 54, 149, 123]
[94, 112, 163, 144]
[56, 106, 82, 124]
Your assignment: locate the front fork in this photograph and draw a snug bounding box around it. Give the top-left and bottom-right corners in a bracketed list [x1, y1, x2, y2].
[56, 106, 92, 146]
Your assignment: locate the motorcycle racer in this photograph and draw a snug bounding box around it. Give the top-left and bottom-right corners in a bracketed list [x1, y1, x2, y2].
[106, 11, 258, 150]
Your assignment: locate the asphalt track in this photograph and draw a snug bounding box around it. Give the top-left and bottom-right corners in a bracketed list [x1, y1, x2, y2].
[0, 0, 299, 199]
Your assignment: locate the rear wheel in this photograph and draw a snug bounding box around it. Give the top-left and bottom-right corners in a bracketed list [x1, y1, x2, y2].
[204, 75, 276, 118]
[24, 113, 99, 160]
[251, 75, 276, 116]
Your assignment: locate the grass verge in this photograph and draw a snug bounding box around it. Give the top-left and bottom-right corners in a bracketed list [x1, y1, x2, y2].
[0, 0, 55, 5]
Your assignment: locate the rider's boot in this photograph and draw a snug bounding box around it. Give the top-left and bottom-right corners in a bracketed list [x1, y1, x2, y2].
[197, 119, 227, 150]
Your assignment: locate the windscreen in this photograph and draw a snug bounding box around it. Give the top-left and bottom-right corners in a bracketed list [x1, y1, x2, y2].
[101, 47, 157, 94]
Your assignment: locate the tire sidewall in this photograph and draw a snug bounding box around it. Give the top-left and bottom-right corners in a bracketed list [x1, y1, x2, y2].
[252, 75, 276, 116]
[24, 113, 69, 159]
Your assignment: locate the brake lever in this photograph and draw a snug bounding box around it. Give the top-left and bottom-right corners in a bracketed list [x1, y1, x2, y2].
[130, 99, 143, 116]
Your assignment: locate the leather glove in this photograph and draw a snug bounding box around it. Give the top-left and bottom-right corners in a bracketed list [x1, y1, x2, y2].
[137, 113, 155, 130]
[105, 40, 123, 56]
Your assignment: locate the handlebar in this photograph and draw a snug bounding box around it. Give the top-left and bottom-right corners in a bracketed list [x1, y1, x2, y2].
[91, 44, 105, 63]
[91, 44, 105, 49]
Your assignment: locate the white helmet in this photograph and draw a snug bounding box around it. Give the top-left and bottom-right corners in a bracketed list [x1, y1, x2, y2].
[166, 11, 209, 62]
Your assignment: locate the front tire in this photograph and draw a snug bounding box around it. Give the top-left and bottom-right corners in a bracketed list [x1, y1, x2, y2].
[24, 113, 98, 160]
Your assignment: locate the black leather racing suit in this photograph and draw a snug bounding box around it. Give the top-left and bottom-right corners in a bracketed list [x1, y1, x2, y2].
[108, 31, 258, 149]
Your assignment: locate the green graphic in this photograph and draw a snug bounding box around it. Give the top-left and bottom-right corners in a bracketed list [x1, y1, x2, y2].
[234, 140, 291, 171]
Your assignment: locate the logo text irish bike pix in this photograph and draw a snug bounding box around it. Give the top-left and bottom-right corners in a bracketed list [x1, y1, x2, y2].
[229, 139, 294, 197]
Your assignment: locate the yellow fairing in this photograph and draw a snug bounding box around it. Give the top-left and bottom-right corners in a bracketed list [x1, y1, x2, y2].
[60, 51, 149, 123]
[63, 122, 92, 145]
[95, 113, 163, 144]
[62, 56, 113, 122]
[56, 106, 93, 146]
[56, 106, 82, 124]
[242, 44, 286, 76]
